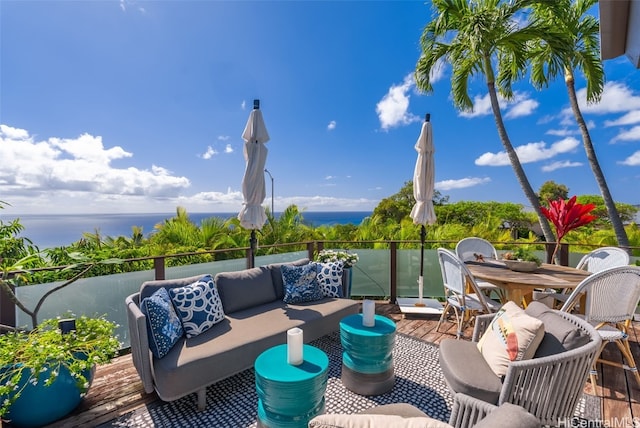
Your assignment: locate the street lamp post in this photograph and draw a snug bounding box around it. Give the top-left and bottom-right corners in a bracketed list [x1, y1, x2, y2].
[264, 168, 274, 214]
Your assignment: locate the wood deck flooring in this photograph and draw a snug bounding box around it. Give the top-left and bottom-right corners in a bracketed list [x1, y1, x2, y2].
[6, 302, 639, 427]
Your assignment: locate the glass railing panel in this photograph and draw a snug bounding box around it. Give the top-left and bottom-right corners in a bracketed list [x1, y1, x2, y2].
[397, 249, 443, 298]
[350, 249, 390, 297]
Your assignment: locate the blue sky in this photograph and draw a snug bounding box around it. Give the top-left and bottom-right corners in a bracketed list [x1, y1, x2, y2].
[1, 0, 639, 216]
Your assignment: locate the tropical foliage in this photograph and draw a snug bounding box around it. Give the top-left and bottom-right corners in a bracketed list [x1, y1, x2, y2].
[414, 0, 562, 243]
[541, 196, 597, 261]
[529, 0, 630, 249]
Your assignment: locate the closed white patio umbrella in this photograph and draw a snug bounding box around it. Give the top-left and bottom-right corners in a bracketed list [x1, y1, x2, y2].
[238, 99, 269, 268]
[409, 114, 436, 306]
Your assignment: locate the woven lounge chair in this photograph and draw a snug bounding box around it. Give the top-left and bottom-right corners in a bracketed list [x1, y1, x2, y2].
[533, 246, 630, 308]
[439, 302, 601, 426]
[560, 265, 640, 387]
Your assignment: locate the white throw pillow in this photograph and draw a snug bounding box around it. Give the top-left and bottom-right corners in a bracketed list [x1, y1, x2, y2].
[316, 261, 344, 298]
[477, 301, 545, 377]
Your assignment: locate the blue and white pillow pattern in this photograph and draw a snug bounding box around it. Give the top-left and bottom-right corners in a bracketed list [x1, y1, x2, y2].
[140, 287, 184, 359]
[169, 275, 225, 338]
[316, 261, 344, 298]
[281, 262, 324, 304]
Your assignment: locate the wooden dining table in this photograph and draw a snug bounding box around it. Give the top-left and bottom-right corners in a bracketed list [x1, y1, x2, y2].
[465, 260, 591, 306]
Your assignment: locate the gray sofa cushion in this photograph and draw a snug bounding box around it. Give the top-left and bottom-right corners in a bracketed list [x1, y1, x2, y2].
[215, 266, 276, 314]
[140, 274, 206, 301]
[151, 297, 358, 402]
[439, 339, 502, 404]
[474, 402, 540, 428]
[359, 403, 429, 418]
[269, 258, 310, 299]
[525, 301, 590, 357]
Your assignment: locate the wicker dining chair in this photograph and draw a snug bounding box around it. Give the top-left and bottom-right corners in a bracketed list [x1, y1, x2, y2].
[533, 246, 630, 308]
[455, 237, 506, 302]
[560, 265, 640, 387]
[436, 248, 501, 338]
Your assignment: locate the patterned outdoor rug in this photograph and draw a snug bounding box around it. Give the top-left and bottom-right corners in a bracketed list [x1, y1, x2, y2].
[101, 332, 601, 428]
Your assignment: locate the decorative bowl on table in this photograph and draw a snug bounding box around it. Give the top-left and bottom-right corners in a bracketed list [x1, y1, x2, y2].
[503, 260, 539, 272]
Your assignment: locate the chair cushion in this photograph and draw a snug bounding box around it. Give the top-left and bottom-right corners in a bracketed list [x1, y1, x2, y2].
[282, 262, 324, 304]
[477, 301, 545, 377]
[308, 413, 451, 428]
[316, 261, 344, 298]
[439, 339, 503, 404]
[140, 287, 184, 359]
[474, 403, 540, 428]
[169, 275, 225, 338]
[525, 301, 590, 357]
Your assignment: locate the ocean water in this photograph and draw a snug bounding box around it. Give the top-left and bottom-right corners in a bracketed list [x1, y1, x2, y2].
[1, 211, 371, 249]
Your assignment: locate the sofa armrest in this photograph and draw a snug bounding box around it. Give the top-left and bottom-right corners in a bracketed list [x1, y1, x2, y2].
[125, 292, 155, 394]
[449, 392, 497, 427]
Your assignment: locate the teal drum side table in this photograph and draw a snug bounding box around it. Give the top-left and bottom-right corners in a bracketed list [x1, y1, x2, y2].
[255, 344, 329, 428]
[340, 313, 396, 395]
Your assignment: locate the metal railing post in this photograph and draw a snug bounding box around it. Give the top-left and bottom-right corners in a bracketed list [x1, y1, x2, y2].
[154, 257, 166, 280]
[390, 241, 397, 303]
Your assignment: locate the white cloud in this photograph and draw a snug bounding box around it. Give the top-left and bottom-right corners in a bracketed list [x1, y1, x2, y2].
[619, 150, 640, 166]
[218, 135, 230, 141]
[504, 98, 539, 119]
[376, 73, 420, 130]
[604, 110, 640, 127]
[475, 137, 580, 166]
[224, 144, 233, 153]
[0, 125, 190, 201]
[611, 125, 640, 143]
[327, 120, 336, 131]
[201, 146, 217, 159]
[574, 81, 640, 114]
[459, 92, 538, 119]
[546, 128, 576, 137]
[435, 177, 491, 190]
[541, 160, 583, 172]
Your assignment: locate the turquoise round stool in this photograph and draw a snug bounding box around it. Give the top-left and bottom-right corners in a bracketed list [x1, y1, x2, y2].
[255, 344, 329, 428]
[340, 313, 396, 395]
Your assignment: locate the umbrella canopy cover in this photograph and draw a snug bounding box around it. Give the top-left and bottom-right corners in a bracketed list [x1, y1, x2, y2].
[238, 107, 270, 230]
[410, 120, 436, 226]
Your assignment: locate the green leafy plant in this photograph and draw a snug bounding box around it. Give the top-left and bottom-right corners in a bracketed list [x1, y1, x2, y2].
[315, 249, 359, 268]
[502, 247, 542, 266]
[0, 314, 120, 418]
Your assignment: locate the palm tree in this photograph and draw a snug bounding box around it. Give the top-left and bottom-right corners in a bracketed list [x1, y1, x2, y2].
[414, 0, 559, 243]
[529, 0, 630, 251]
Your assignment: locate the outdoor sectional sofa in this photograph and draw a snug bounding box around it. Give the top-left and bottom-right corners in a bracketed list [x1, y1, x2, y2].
[125, 258, 360, 410]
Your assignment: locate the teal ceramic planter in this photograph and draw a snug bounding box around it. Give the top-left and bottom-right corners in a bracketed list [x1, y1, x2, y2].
[1, 362, 94, 428]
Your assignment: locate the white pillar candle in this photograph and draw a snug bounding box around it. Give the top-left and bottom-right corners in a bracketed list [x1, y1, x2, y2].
[418, 276, 424, 303]
[287, 327, 304, 365]
[362, 299, 375, 327]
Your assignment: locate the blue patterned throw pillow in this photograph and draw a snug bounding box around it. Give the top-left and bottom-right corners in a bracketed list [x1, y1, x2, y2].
[282, 262, 324, 304]
[169, 275, 225, 338]
[140, 287, 184, 359]
[316, 261, 344, 298]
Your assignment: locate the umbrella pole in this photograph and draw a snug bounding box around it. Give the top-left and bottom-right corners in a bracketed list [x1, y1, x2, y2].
[249, 230, 257, 269]
[415, 225, 426, 307]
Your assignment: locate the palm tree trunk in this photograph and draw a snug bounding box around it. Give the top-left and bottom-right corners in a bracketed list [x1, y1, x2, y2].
[483, 63, 555, 243]
[564, 68, 630, 251]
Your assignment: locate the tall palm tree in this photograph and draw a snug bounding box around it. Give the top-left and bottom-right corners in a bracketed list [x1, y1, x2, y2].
[415, 0, 559, 243]
[529, 0, 630, 250]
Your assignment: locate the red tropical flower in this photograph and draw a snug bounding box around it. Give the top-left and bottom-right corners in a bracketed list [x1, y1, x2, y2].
[540, 196, 597, 261]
